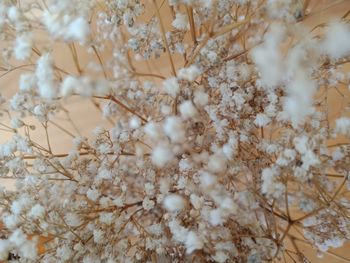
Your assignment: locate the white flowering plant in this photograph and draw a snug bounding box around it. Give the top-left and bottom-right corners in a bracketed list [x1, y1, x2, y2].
[0, 0, 350, 262]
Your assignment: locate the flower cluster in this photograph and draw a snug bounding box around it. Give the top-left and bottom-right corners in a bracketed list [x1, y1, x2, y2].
[0, 0, 350, 262]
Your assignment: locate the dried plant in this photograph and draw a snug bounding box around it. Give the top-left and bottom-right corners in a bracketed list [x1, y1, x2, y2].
[0, 0, 350, 262]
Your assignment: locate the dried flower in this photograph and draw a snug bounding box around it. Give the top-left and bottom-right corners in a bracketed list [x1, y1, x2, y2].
[0, 0, 349, 262]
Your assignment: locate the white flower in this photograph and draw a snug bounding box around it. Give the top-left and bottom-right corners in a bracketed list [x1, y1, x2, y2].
[87, 188, 100, 202]
[209, 209, 224, 226]
[57, 245, 73, 261]
[194, 90, 209, 107]
[20, 239, 38, 260]
[93, 229, 104, 244]
[144, 121, 163, 139]
[0, 239, 11, 260]
[185, 231, 203, 254]
[28, 204, 45, 219]
[190, 194, 202, 210]
[283, 73, 316, 127]
[60, 75, 80, 97]
[301, 150, 320, 170]
[65, 16, 90, 43]
[43, 10, 90, 43]
[317, 237, 345, 252]
[323, 21, 350, 59]
[33, 105, 46, 118]
[212, 251, 229, 263]
[36, 53, 56, 100]
[163, 77, 180, 98]
[254, 113, 271, 127]
[222, 135, 238, 160]
[151, 144, 174, 167]
[19, 73, 36, 91]
[208, 153, 227, 173]
[332, 148, 344, 161]
[200, 171, 217, 189]
[179, 65, 201, 81]
[65, 213, 82, 227]
[11, 200, 24, 215]
[129, 116, 141, 129]
[142, 197, 155, 211]
[179, 100, 197, 119]
[172, 13, 188, 30]
[9, 228, 26, 246]
[335, 117, 350, 136]
[251, 23, 285, 88]
[163, 116, 186, 143]
[163, 194, 185, 212]
[261, 167, 285, 198]
[207, 51, 217, 63]
[220, 197, 237, 214]
[99, 212, 114, 225]
[2, 213, 19, 229]
[168, 220, 188, 243]
[14, 33, 32, 60]
[7, 6, 20, 22]
[10, 117, 24, 128]
[113, 196, 124, 207]
[293, 135, 308, 154]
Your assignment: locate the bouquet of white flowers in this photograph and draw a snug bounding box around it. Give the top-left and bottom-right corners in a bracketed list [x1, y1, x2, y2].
[0, 0, 350, 262]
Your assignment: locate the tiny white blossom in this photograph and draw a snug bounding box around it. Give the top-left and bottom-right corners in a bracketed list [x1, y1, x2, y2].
[168, 220, 188, 243]
[200, 171, 217, 189]
[185, 231, 203, 254]
[209, 209, 224, 226]
[19, 73, 36, 91]
[163, 116, 186, 143]
[179, 65, 201, 81]
[87, 188, 100, 202]
[65, 213, 82, 227]
[152, 144, 174, 167]
[163, 194, 185, 212]
[129, 116, 141, 129]
[190, 194, 202, 210]
[28, 204, 45, 219]
[212, 251, 229, 263]
[194, 90, 209, 107]
[9, 228, 26, 246]
[36, 53, 56, 100]
[65, 16, 90, 43]
[20, 239, 38, 260]
[254, 113, 271, 127]
[142, 197, 155, 211]
[57, 245, 73, 261]
[335, 117, 350, 136]
[208, 153, 227, 173]
[172, 13, 188, 30]
[60, 75, 80, 97]
[163, 77, 180, 98]
[0, 239, 11, 260]
[179, 100, 197, 119]
[144, 122, 163, 139]
[323, 21, 350, 59]
[93, 229, 104, 244]
[14, 33, 32, 60]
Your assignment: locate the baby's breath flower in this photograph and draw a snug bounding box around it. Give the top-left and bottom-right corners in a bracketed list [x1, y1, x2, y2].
[0, 1, 350, 262]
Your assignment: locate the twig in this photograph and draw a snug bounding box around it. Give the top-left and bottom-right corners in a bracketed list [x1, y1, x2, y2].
[93, 95, 148, 123]
[152, 0, 177, 77]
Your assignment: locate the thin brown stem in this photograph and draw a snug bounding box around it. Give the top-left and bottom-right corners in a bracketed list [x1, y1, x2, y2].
[91, 45, 108, 78]
[187, 6, 197, 44]
[93, 95, 148, 123]
[152, 0, 177, 77]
